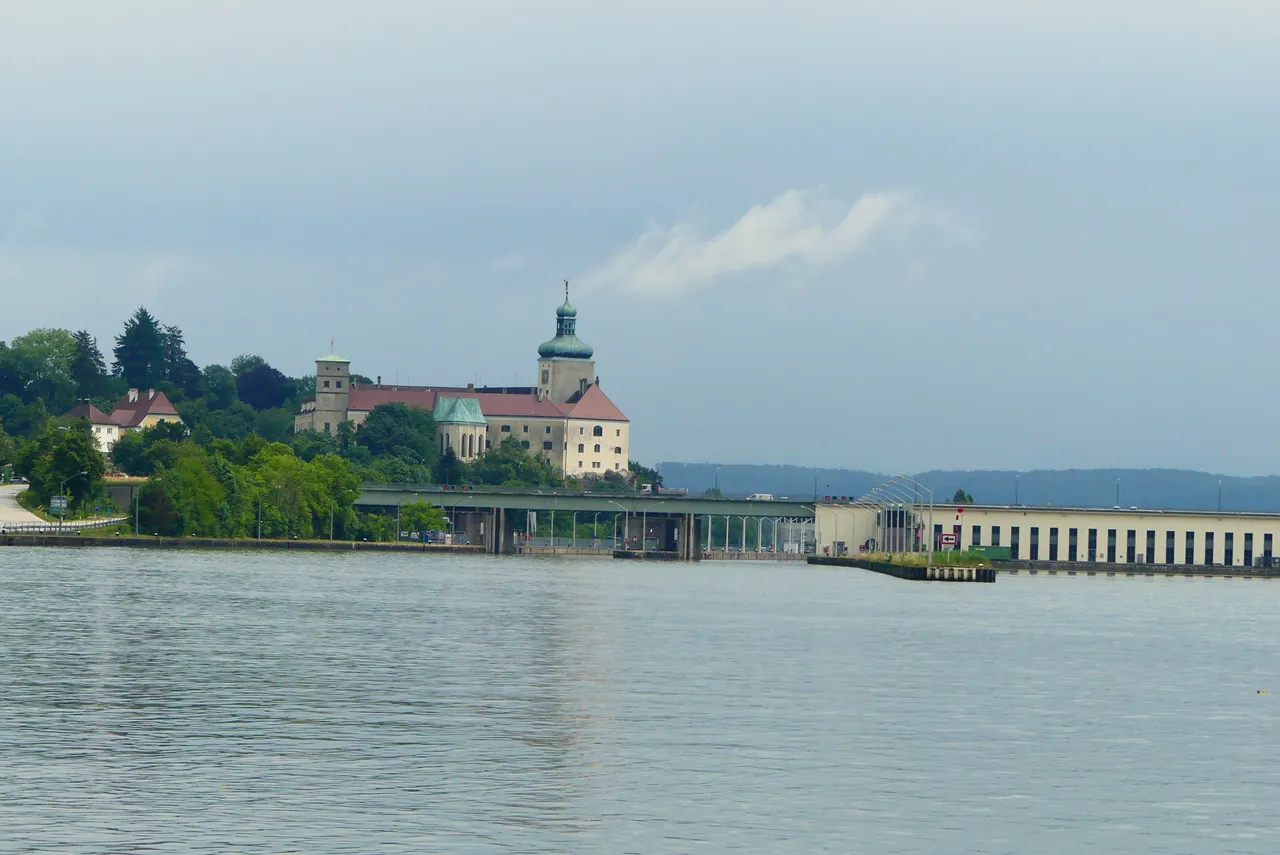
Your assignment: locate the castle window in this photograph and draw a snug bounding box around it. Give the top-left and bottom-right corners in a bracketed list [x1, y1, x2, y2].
[614, 446, 622, 454]
[324, 422, 330, 432]
[541, 370, 549, 383]
[593, 444, 600, 452]
[578, 443, 584, 453]
[578, 460, 583, 467]
[486, 440, 491, 449]
[593, 425, 603, 436]
[592, 462, 601, 469]
[615, 463, 620, 469]
[523, 425, 529, 433]
[336, 381, 342, 388]
[545, 426, 551, 433]
[323, 380, 330, 388]
[579, 427, 584, 435]
[543, 441, 553, 450]
[501, 425, 511, 432]
[616, 429, 621, 436]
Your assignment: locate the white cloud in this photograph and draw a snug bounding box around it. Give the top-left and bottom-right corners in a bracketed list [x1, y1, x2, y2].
[582, 189, 917, 296]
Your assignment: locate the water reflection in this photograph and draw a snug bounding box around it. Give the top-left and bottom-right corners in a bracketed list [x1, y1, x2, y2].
[1, 549, 1279, 853]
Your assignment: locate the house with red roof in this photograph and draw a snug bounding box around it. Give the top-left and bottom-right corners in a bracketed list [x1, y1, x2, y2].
[65, 388, 185, 454]
[294, 287, 631, 478]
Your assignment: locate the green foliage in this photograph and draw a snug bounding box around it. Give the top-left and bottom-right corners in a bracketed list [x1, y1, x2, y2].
[465, 436, 562, 487]
[161, 325, 203, 399]
[435, 447, 462, 485]
[629, 460, 660, 487]
[113, 307, 166, 388]
[356, 403, 438, 466]
[70, 330, 109, 399]
[236, 362, 293, 410]
[201, 364, 238, 410]
[7, 328, 78, 413]
[952, 488, 974, 505]
[14, 421, 107, 511]
[398, 499, 448, 536]
[230, 354, 267, 377]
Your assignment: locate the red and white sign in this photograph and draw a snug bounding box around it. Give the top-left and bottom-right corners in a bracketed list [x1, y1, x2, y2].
[940, 534, 958, 547]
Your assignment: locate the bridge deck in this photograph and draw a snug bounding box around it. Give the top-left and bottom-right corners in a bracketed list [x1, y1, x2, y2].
[356, 484, 815, 517]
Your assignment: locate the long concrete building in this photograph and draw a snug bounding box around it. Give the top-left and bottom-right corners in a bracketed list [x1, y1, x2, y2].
[816, 502, 1280, 568]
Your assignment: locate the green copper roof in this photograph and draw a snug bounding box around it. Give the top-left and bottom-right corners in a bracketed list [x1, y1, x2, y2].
[317, 354, 350, 363]
[538, 288, 593, 359]
[434, 396, 487, 425]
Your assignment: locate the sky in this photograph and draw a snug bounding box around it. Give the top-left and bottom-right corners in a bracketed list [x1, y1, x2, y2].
[2, 1, 1279, 474]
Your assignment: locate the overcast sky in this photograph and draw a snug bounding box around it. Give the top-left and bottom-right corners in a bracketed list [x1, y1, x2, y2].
[3, 1, 1279, 474]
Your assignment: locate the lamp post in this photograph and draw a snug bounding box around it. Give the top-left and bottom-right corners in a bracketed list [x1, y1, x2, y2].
[593, 511, 600, 545]
[59, 470, 87, 526]
[395, 492, 418, 543]
[134, 488, 141, 535]
[1014, 473, 1019, 506]
[1218, 479, 1223, 512]
[607, 499, 630, 549]
[639, 501, 663, 553]
[893, 475, 935, 568]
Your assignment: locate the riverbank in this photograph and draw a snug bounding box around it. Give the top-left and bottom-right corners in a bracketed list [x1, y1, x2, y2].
[0, 533, 486, 554]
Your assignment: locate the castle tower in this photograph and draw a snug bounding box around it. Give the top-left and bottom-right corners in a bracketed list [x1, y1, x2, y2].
[537, 281, 595, 404]
[313, 353, 351, 435]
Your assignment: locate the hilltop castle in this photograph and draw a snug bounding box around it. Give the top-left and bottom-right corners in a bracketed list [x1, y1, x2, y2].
[293, 287, 630, 478]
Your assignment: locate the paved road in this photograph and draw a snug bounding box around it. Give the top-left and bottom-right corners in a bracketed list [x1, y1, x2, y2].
[0, 484, 44, 524]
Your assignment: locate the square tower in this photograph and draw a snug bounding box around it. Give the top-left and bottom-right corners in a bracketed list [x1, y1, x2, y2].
[313, 354, 351, 435]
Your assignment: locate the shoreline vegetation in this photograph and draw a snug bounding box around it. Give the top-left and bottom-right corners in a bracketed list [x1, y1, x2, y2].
[1, 309, 664, 542]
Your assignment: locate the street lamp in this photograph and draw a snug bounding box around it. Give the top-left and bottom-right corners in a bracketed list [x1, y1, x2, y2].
[640, 501, 663, 552]
[606, 499, 631, 549]
[893, 475, 934, 568]
[395, 492, 418, 543]
[58, 470, 87, 526]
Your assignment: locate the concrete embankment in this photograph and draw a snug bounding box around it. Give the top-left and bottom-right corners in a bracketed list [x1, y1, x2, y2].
[702, 550, 807, 561]
[998, 561, 1280, 579]
[808, 556, 996, 582]
[0, 533, 485, 555]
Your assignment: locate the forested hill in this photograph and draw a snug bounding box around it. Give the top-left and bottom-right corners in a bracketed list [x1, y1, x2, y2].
[657, 463, 1280, 513]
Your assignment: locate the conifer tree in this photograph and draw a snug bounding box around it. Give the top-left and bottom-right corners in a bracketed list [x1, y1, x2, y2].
[69, 330, 108, 398]
[113, 308, 166, 388]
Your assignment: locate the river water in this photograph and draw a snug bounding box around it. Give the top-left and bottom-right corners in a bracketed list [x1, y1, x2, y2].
[2, 549, 1278, 853]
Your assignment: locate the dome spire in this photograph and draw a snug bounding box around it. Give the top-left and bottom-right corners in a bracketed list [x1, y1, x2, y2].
[538, 281, 593, 360]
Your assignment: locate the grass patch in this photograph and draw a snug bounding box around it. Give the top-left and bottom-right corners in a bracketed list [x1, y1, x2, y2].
[864, 550, 990, 567]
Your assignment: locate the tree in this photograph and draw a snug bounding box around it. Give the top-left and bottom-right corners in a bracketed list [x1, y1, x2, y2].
[952, 488, 974, 505]
[230, 354, 267, 377]
[15, 421, 106, 511]
[236, 362, 293, 410]
[201, 364, 238, 410]
[114, 308, 166, 388]
[467, 436, 562, 487]
[356, 403, 437, 465]
[160, 325, 203, 399]
[399, 499, 448, 537]
[9, 328, 78, 412]
[69, 330, 109, 399]
[629, 461, 661, 487]
[435, 447, 462, 485]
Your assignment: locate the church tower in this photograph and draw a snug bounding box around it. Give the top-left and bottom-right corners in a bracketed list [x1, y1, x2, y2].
[537, 282, 595, 404]
[313, 353, 351, 435]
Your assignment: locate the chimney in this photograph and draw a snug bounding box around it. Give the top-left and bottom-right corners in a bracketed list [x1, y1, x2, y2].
[579, 377, 588, 396]
[376, 375, 382, 388]
[128, 388, 139, 403]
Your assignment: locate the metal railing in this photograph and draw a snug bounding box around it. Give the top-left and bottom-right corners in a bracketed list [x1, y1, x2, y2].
[1, 517, 129, 534]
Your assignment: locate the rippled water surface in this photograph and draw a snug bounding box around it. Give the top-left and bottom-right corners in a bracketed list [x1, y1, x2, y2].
[3, 549, 1280, 853]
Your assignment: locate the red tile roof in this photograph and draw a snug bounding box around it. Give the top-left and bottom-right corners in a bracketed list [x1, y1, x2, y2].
[566, 384, 628, 421]
[64, 401, 114, 424]
[343, 383, 628, 421]
[108, 389, 180, 428]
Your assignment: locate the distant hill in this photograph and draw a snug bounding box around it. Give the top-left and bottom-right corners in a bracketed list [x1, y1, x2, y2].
[657, 463, 1280, 513]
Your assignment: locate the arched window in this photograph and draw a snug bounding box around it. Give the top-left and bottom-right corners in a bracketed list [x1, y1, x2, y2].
[614, 446, 622, 454]
[578, 443, 585, 453]
[593, 425, 603, 437]
[594, 444, 600, 452]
